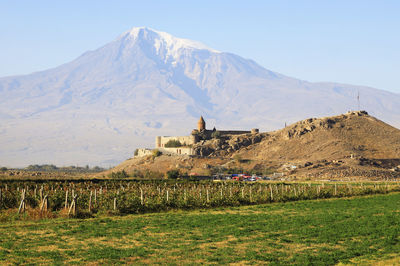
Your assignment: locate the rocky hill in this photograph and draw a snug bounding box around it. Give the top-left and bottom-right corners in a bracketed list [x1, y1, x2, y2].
[111, 111, 400, 180]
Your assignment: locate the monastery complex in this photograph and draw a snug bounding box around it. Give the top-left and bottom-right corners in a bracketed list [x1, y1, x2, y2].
[136, 116, 258, 157]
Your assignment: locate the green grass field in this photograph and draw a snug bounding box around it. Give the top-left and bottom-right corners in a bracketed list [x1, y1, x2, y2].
[0, 193, 399, 265]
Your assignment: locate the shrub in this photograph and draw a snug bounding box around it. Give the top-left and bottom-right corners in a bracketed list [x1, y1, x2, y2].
[152, 149, 162, 158]
[134, 149, 139, 156]
[108, 170, 129, 179]
[166, 169, 180, 179]
[211, 131, 221, 139]
[144, 170, 164, 179]
[164, 140, 182, 147]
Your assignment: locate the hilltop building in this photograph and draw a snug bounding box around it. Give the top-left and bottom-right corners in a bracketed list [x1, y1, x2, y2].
[136, 116, 258, 157]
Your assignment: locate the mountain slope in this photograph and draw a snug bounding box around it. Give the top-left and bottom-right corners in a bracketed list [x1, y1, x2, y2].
[0, 27, 399, 167]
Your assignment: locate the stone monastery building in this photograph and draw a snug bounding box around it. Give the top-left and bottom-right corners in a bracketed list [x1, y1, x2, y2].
[136, 116, 258, 157]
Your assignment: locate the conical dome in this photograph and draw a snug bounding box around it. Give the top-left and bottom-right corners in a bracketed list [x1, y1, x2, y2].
[197, 116, 206, 131]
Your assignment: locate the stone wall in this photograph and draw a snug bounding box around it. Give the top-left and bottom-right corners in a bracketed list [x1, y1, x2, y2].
[156, 135, 196, 148]
[136, 147, 194, 157]
[218, 130, 251, 136]
[159, 147, 194, 156]
[136, 148, 153, 157]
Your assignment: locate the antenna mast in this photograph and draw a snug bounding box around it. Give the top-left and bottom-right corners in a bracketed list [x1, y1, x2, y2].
[357, 90, 360, 110]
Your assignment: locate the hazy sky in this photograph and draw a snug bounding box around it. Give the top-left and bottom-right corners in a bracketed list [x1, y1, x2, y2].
[1, 0, 399, 93]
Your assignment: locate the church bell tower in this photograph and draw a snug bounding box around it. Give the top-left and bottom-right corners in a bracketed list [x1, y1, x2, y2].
[197, 116, 205, 131]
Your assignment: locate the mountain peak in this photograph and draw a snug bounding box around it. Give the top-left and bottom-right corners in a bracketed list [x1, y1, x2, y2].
[121, 27, 220, 58]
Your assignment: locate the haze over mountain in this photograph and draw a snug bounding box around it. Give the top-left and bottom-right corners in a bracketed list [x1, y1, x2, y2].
[1, 27, 399, 167]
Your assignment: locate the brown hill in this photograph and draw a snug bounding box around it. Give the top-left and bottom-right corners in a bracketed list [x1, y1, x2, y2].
[238, 110, 400, 162]
[109, 111, 400, 180]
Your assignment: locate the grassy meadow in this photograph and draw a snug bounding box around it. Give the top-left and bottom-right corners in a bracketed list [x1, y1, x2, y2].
[0, 192, 399, 264]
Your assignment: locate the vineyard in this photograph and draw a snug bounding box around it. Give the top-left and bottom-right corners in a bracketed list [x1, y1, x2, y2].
[1, 180, 400, 219]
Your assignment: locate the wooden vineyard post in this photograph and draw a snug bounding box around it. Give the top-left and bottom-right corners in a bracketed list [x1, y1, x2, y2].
[184, 189, 187, 203]
[166, 190, 169, 202]
[94, 189, 97, 204]
[249, 186, 252, 202]
[40, 186, 43, 202]
[65, 190, 69, 210]
[140, 188, 144, 205]
[220, 187, 223, 200]
[206, 189, 209, 203]
[88, 190, 92, 213]
[334, 184, 337, 196]
[113, 197, 117, 211]
[264, 185, 268, 199]
[68, 195, 78, 216]
[270, 185, 273, 201]
[18, 189, 26, 214]
[40, 195, 48, 212]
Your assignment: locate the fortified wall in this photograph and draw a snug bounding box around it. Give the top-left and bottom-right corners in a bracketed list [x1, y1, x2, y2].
[155, 135, 196, 148]
[135, 116, 258, 157]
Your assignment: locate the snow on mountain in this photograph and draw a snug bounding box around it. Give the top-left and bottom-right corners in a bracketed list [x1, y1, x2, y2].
[0, 27, 399, 167]
[124, 27, 220, 61]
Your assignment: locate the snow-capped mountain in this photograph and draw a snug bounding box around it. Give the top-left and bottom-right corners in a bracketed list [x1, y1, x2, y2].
[1, 27, 399, 167]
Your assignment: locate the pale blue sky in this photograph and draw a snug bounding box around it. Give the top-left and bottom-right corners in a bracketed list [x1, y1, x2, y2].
[0, 0, 399, 93]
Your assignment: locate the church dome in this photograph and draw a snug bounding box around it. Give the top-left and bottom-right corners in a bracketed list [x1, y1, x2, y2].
[197, 116, 205, 131]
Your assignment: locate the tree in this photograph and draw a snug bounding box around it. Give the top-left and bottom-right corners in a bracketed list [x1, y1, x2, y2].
[134, 148, 139, 156]
[166, 169, 180, 179]
[164, 139, 182, 147]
